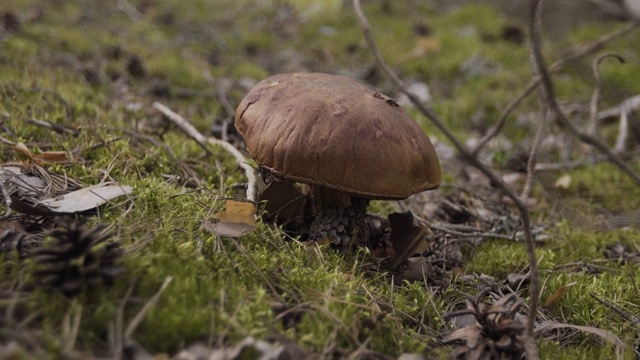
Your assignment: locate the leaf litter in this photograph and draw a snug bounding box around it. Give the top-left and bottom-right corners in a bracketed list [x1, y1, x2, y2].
[1, 164, 132, 215]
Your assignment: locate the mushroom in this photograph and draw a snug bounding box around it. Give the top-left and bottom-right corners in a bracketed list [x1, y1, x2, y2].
[235, 72, 440, 245]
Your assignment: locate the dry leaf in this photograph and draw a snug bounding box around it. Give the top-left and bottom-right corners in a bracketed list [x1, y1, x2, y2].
[543, 281, 577, 309]
[208, 200, 257, 237]
[14, 142, 34, 160]
[395, 257, 436, 282]
[38, 182, 133, 213]
[216, 200, 257, 225]
[39, 151, 68, 163]
[259, 180, 305, 226]
[388, 212, 431, 268]
[535, 321, 626, 352]
[554, 173, 572, 189]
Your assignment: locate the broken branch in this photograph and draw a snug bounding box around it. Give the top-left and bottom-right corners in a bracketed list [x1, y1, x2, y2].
[353, 1, 540, 355]
[152, 102, 258, 202]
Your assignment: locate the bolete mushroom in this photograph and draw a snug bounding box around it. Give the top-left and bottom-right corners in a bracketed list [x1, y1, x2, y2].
[235, 72, 440, 245]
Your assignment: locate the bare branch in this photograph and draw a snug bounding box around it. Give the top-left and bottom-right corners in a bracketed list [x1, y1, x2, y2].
[353, 1, 540, 356]
[472, 22, 639, 155]
[588, 53, 625, 135]
[152, 102, 259, 202]
[528, 1, 640, 186]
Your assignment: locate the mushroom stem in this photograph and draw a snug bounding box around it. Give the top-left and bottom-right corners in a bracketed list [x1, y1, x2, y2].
[308, 186, 368, 246]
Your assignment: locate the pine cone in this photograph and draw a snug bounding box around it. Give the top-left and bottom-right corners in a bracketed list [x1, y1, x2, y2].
[0, 228, 26, 257]
[442, 289, 526, 360]
[32, 218, 123, 296]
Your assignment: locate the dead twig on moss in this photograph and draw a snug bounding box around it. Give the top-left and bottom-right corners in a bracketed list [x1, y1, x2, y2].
[528, 1, 640, 186]
[598, 94, 640, 120]
[124, 276, 173, 338]
[472, 22, 640, 156]
[588, 53, 625, 136]
[152, 102, 258, 202]
[353, 2, 540, 357]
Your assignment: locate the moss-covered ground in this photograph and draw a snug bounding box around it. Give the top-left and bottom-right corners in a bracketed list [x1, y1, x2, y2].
[1, 0, 640, 358]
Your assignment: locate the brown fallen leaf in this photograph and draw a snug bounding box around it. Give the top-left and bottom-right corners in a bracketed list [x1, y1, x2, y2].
[206, 200, 257, 237]
[395, 257, 436, 283]
[543, 281, 578, 310]
[39, 151, 68, 163]
[14, 142, 34, 160]
[258, 180, 305, 226]
[388, 212, 431, 268]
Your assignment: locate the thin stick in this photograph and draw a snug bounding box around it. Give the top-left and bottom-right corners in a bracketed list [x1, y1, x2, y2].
[124, 276, 173, 338]
[588, 53, 625, 135]
[152, 102, 258, 202]
[522, 109, 548, 200]
[613, 106, 629, 154]
[472, 22, 639, 155]
[353, 2, 540, 356]
[598, 94, 640, 120]
[528, 1, 640, 186]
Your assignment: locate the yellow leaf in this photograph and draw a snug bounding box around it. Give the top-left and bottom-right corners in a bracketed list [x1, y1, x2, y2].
[216, 200, 257, 226]
[208, 200, 258, 237]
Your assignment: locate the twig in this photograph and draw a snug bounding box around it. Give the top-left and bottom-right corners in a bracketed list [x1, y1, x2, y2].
[152, 102, 258, 202]
[535, 157, 598, 171]
[124, 276, 173, 338]
[203, 69, 237, 119]
[353, 1, 540, 355]
[521, 20, 549, 202]
[588, 53, 625, 135]
[597, 94, 640, 120]
[613, 105, 629, 154]
[429, 222, 516, 241]
[472, 22, 640, 155]
[590, 292, 640, 324]
[522, 110, 548, 200]
[27, 118, 78, 136]
[528, 1, 640, 186]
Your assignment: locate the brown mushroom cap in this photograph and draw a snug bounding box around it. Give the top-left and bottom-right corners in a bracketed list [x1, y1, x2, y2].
[235, 72, 441, 200]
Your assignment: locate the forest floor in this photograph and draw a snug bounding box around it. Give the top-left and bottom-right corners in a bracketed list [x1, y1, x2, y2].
[1, 0, 640, 359]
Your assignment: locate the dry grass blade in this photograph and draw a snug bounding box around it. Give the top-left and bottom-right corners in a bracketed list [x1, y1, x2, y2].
[535, 322, 626, 359]
[124, 276, 173, 338]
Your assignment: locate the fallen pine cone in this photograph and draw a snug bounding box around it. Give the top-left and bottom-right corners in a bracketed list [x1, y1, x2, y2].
[31, 217, 123, 296]
[442, 289, 527, 360]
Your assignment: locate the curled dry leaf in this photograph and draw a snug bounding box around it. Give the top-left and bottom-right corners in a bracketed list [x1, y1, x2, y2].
[39, 151, 68, 163]
[14, 142, 34, 160]
[543, 281, 578, 310]
[13, 142, 69, 164]
[205, 200, 257, 237]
